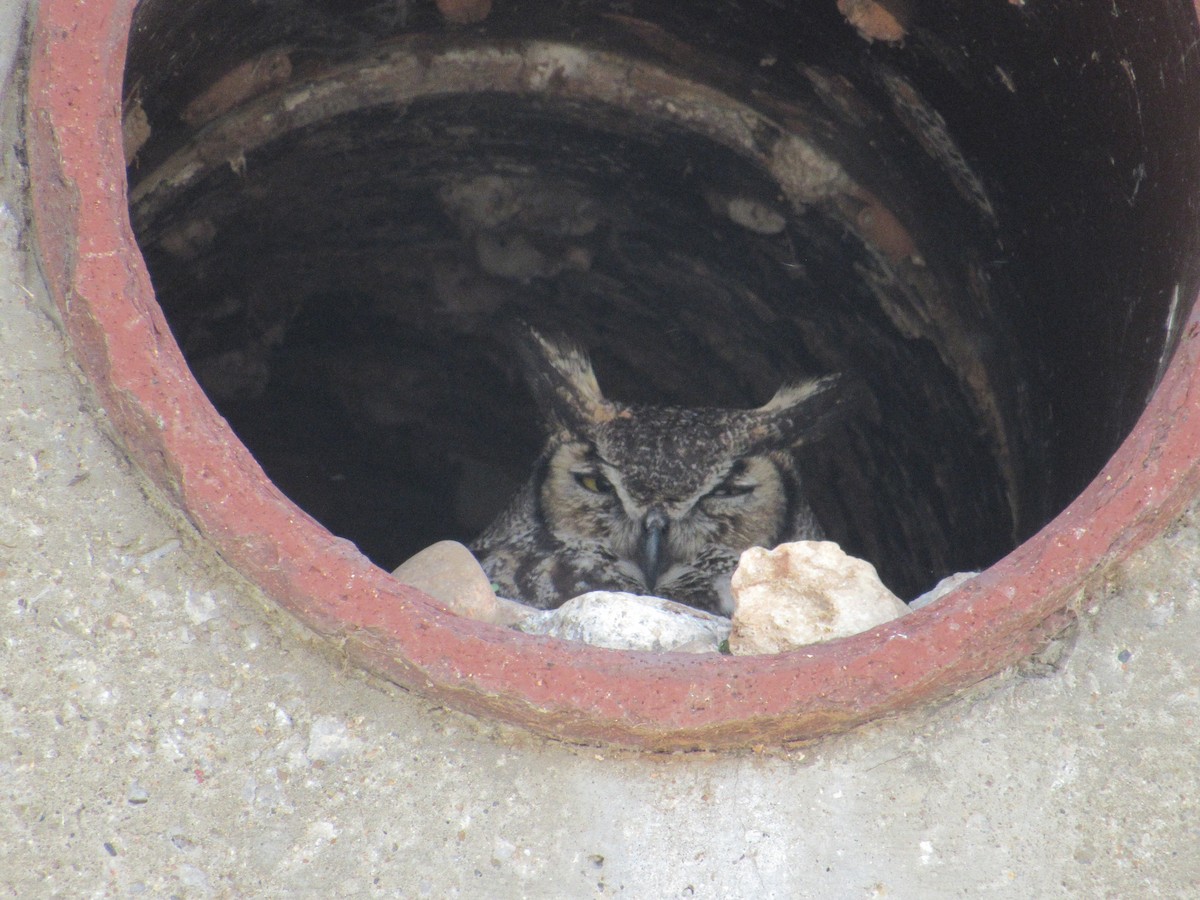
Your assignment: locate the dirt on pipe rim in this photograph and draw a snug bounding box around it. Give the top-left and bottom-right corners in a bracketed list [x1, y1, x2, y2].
[25, 0, 1200, 750]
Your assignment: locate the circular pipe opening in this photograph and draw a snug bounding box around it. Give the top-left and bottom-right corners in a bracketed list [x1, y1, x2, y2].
[27, 0, 1200, 749]
[126, 31, 1035, 602]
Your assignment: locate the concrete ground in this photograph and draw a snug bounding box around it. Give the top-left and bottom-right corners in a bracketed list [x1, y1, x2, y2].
[2, 11, 1198, 898]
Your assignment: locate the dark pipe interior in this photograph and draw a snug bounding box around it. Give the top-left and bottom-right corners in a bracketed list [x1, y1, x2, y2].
[123, 0, 1200, 601]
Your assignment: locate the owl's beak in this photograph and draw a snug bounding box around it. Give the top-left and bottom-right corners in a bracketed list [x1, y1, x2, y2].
[637, 507, 670, 590]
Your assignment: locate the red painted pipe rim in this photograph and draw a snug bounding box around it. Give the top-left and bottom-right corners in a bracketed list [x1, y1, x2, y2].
[25, 0, 1200, 750]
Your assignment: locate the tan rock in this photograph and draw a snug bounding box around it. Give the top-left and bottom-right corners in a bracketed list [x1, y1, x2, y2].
[392, 540, 529, 625]
[728, 541, 908, 655]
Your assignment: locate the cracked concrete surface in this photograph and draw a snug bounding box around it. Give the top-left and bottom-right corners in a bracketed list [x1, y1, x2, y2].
[2, 11, 1199, 898]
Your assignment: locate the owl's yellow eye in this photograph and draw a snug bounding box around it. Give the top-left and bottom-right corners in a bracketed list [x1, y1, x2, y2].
[573, 472, 614, 494]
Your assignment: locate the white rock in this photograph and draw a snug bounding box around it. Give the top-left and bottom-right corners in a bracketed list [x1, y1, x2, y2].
[517, 591, 731, 653]
[909, 571, 978, 610]
[728, 541, 908, 655]
[392, 540, 533, 626]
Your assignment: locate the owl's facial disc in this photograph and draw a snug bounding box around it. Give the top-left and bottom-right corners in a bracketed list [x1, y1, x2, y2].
[543, 438, 789, 597]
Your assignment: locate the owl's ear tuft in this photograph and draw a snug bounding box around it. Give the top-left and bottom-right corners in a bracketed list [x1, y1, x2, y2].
[742, 372, 868, 452]
[516, 325, 618, 432]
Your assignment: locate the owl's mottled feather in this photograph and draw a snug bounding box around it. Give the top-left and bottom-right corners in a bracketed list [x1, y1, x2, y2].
[472, 329, 861, 615]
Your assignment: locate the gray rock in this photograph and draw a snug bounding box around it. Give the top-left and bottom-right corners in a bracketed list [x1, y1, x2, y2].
[516, 591, 730, 653]
[910, 570, 978, 610]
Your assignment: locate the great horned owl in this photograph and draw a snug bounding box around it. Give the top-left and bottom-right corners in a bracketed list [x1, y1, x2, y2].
[471, 329, 861, 615]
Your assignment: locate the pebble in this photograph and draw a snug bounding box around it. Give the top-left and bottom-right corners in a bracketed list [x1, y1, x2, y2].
[306, 716, 362, 765]
[127, 781, 149, 805]
[728, 541, 909, 655]
[183, 591, 219, 625]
